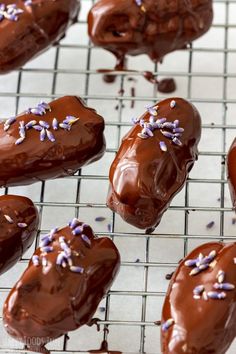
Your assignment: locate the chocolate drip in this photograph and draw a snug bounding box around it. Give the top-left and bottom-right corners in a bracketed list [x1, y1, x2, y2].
[88, 0, 213, 69]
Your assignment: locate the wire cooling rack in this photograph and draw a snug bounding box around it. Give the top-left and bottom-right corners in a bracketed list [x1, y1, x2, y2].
[0, 0, 236, 353]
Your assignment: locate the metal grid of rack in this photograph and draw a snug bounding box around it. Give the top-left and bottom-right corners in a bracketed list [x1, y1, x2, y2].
[0, 0, 236, 353]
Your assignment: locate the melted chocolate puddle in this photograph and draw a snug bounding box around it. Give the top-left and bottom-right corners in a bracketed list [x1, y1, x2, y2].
[97, 69, 176, 94]
[89, 340, 122, 353]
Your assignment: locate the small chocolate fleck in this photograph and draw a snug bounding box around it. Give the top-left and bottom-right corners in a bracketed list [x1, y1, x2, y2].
[158, 78, 176, 94]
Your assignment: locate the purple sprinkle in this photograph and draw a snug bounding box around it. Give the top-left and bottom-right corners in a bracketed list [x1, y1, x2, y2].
[59, 123, 70, 130]
[15, 136, 25, 145]
[46, 129, 55, 142]
[41, 246, 53, 253]
[162, 318, 174, 332]
[170, 100, 176, 109]
[206, 221, 215, 229]
[95, 216, 106, 222]
[33, 125, 43, 131]
[40, 128, 46, 141]
[213, 283, 235, 291]
[4, 214, 14, 223]
[39, 237, 51, 248]
[52, 118, 59, 130]
[157, 118, 167, 125]
[162, 122, 176, 130]
[173, 127, 184, 134]
[159, 141, 167, 152]
[189, 264, 209, 276]
[17, 222, 27, 228]
[39, 120, 50, 129]
[81, 234, 92, 247]
[25, 120, 37, 129]
[69, 218, 80, 229]
[138, 133, 148, 139]
[32, 255, 40, 267]
[142, 127, 153, 137]
[174, 120, 179, 127]
[132, 117, 140, 125]
[193, 285, 205, 296]
[50, 228, 58, 237]
[60, 242, 72, 256]
[72, 226, 83, 236]
[42, 257, 48, 267]
[19, 121, 26, 138]
[207, 291, 226, 300]
[172, 137, 183, 146]
[135, 0, 142, 6]
[99, 306, 106, 313]
[63, 116, 79, 125]
[161, 131, 174, 139]
[30, 108, 45, 116]
[139, 119, 145, 127]
[185, 259, 197, 267]
[146, 105, 158, 116]
[56, 252, 66, 266]
[39, 101, 51, 111]
[217, 270, 225, 283]
[70, 266, 84, 274]
[4, 116, 16, 130]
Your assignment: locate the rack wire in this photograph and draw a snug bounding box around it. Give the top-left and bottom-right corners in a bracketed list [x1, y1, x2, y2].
[0, 0, 236, 353]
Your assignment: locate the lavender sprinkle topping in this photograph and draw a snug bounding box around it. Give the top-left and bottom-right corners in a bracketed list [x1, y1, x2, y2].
[217, 270, 225, 284]
[81, 234, 91, 247]
[32, 255, 40, 267]
[17, 223, 27, 228]
[213, 282, 235, 291]
[170, 100, 176, 109]
[159, 141, 167, 152]
[4, 215, 13, 223]
[70, 266, 84, 274]
[162, 318, 174, 332]
[207, 291, 226, 300]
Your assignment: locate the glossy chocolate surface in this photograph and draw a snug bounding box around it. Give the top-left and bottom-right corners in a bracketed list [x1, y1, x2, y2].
[107, 97, 201, 231]
[161, 242, 236, 354]
[227, 138, 236, 209]
[3, 220, 120, 353]
[0, 96, 105, 187]
[0, 0, 80, 74]
[0, 194, 38, 275]
[88, 0, 213, 68]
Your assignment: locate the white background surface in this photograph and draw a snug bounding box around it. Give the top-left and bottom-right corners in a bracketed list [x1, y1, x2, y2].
[0, 0, 235, 353]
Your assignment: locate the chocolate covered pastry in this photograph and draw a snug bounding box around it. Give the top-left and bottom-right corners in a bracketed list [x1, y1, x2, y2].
[0, 194, 38, 275]
[107, 97, 201, 231]
[227, 138, 236, 209]
[3, 219, 120, 353]
[0, 96, 105, 187]
[161, 242, 236, 354]
[88, 0, 213, 69]
[0, 0, 80, 74]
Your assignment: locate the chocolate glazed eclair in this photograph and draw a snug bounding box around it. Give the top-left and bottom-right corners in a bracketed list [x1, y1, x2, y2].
[107, 97, 201, 232]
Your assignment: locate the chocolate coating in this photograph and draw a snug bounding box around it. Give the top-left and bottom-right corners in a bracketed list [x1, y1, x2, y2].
[0, 0, 80, 74]
[0, 96, 105, 187]
[227, 138, 236, 209]
[3, 220, 120, 353]
[0, 194, 38, 275]
[88, 0, 213, 67]
[161, 242, 236, 354]
[107, 97, 201, 231]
